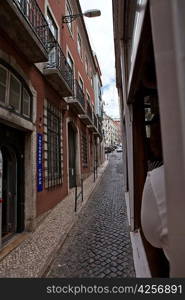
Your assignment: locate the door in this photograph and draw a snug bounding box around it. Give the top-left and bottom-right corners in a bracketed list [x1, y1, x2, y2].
[1, 145, 17, 238]
[0, 124, 25, 245]
[68, 123, 76, 188]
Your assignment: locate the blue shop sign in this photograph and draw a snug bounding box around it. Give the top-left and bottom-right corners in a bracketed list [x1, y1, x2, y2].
[37, 133, 43, 192]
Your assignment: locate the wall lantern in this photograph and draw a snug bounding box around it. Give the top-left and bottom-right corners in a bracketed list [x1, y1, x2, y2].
[62, 9, 101, 23]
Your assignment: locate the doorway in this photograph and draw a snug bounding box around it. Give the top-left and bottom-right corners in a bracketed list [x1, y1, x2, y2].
[68, 122, 76, 188]
[0, 124, 25, 245]
[1, 145, 18, 240]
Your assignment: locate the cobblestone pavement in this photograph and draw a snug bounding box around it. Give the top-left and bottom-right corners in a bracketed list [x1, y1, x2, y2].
[46, 152, 135, 278]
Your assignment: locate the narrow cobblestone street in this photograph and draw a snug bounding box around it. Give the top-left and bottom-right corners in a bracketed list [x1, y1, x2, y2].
[46, 152, 135, 278]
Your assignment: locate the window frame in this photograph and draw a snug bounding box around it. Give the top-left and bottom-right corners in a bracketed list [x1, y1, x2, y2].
[85, 56, 88, 74]
[46, 8, 58, 41]
[78, 74, 84, 92]
[0, 60, 32, 121]
[9, 72, 22, 113]
[67, 50, 75, 79]
[91, 73, 94, 87]
[86, 90, 91, 104]
[66, 0, 73, 35]
[45, 101, 62, 189]
[81, 132, 88, 168]
[77, 32, 83, 59]
[0, 64, 8, 106]
[22, 87, 31, 118]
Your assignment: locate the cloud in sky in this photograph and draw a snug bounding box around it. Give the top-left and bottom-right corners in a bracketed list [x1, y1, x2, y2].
[79, 0, 119, 119]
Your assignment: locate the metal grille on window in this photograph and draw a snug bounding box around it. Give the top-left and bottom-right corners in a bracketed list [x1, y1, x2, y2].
[44, 101, 63, 189]
[81, 133, 88, 168]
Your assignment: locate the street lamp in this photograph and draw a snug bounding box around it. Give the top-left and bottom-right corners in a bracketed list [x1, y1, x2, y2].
[62, 9, 101, 23]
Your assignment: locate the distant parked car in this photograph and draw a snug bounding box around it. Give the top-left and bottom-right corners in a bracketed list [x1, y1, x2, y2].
[105, 146, 112, 153]
[116, 147, 122, 152]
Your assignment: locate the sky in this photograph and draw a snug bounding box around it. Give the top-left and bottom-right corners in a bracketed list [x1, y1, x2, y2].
[79, 0, 120, 119]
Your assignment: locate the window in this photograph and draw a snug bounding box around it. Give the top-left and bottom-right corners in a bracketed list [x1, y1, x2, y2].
[91, 73, 94, 87]
[17, 0, 30, 16]
[77, 33, 82, 59]
[81, 133, 88, 168]
[85, 56, 88, 74]
[0, 65, 7, 104]
[45, 102, 62, 188]
[0, 63, 32, 119]
[66, 0, 73, 33]
[9, 74, 21, 112]
[47, 9, 58, 40]
[98, 83, 101, 98]
[87, 92, 90, 103]
[67, 52, 74, 78]
[22, 88, 31, 117]
[78, 76, 83, 91]
[46, 9, 58, 67]
[48, 46, 57, 66]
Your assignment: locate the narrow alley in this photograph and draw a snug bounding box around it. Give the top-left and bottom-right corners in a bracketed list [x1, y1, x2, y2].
[46, 152, 135, 278]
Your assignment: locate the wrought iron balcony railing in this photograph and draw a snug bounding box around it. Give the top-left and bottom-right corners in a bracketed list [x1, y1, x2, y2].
[93, 113, 98, 128]
[75, 80, 85, 109]
[44, 42, 73, 92]
[86, 101, 93, 123]
[98, 120, 102, 136]
[13, 0, 50, 52]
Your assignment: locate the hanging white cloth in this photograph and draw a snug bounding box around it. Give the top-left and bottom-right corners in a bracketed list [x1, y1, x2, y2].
[141, 165, 169, 260]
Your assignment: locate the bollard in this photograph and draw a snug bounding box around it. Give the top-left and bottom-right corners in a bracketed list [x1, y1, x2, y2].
[81, 178, 83, 202]
[75, 185, 77, 212]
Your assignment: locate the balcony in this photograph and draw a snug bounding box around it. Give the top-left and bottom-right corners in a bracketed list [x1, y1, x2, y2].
[0, 0, 50, 63]
[87, 101, 93, 123]
[43, 42, 73, 97]
[88, 112, 98, 132]
[93, 113, 98, 129]
[93, 117, 103, 139]
[65, 80, 86, 114]
[79, 100, 93, 126]
[98, 119, 103, 139]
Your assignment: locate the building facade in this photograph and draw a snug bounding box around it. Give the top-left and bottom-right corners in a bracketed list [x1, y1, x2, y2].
[103, 113, 121, 148]
[113, 0, 185, 277]
[114, 120, 122, 145]
[0, 0, 103, 250]
[93, 53, 104, 166]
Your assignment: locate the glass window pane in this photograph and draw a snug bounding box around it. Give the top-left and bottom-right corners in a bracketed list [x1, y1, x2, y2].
[9, 74, 21, 112]
[0, 85, 6, 104]
[85, 56, 88, 73]
[79, 77, 83, 91]
[23, 88, 30, 117]
[67, 53, 73, 71]
[66, 1, 73, 33]
[0, 66, 7, 104]
[48, 47, 56, 65]
[47, 10, 58, 40]
[0, 66, 7, 85]
[77, 34, 82, 58]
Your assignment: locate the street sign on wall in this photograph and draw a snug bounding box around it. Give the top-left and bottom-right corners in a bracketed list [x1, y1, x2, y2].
[37, 133, 43, 192]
